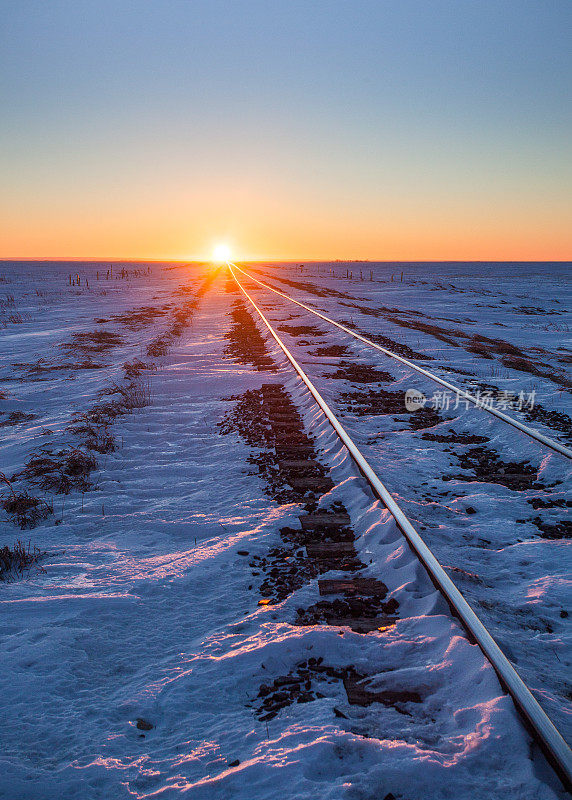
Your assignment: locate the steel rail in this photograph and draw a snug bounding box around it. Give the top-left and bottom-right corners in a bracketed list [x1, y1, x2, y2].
[229, 263, 572, 460]
[229, 263, 572, 791]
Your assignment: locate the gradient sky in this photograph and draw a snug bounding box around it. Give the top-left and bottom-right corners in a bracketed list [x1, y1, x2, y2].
[0, 0, 570, 260]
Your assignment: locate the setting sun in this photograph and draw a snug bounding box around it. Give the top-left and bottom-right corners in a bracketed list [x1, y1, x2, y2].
[212, 244, 231, 263]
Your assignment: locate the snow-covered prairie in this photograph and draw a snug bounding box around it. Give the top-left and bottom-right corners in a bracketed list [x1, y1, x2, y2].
[0, 260, 570, 799]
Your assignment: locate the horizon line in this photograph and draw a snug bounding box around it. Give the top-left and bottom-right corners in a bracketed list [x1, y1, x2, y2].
[1, 256, 571, 264]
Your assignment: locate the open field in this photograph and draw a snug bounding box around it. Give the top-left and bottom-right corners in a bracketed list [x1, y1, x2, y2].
[0, 259, 570, 799]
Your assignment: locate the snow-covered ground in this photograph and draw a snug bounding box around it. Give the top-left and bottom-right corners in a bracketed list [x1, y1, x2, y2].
[0, 260, 570, 799]
[237, 261, 572, 739]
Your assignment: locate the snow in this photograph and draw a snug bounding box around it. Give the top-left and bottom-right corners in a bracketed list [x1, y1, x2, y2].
[245, 260, 572, 740]
[0, 260, 569, 799]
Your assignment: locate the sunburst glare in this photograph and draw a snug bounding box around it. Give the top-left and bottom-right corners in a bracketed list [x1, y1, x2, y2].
[212, 244, 231, 263]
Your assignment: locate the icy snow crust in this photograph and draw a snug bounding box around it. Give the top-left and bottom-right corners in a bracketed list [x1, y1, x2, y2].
[0, 261, 569, 799]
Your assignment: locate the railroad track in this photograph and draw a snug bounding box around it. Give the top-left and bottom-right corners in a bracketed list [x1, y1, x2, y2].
[227, 263, 572, 791]
[230, 262, 572, 461]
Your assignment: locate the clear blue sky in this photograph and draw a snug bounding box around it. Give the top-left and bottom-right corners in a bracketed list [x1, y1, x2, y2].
[1, 0, 570, 259]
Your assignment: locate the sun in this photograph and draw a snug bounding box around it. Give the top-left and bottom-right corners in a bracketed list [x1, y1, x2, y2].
[212, 243, 232, 263]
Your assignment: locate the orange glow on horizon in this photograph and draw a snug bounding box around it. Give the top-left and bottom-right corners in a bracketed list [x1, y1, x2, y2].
[2, 224, 571, 263]
[1, 185, 570, 262]
[1, 4, 570, 265]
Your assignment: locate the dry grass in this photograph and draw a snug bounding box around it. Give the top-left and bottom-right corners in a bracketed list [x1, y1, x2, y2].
[79, 373, 153, 427]
[13, 357, 106, 375]
[0, 294, 15, 308]
[106, 380, 151, 409]
[146, 335, 170, 358]
[68, 421, 116, 453]
[0, 539, 46, 580]
[145, 273, 217, 360]
[1, 472, 52, 528]
[385, 314, 463, 346]
[0, 411, 36, 427]
[82, 400, 124, 425]
[16, 448, 97, 494]
[123, 358, 156, 379]
[69, 365, 153, 452]
[110, 305, 167, 330]
[63, 329, 124, 355]
[467, 341, 495, 359]
[146, 301, 197, 357]
[468, 334, 525, 360]
[9, 361, 154, 517]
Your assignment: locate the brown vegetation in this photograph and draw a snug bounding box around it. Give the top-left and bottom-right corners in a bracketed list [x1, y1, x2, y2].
[0, 473, 52, 528]
[15, 448, 97, 494]
[0, 539, 46, 580]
